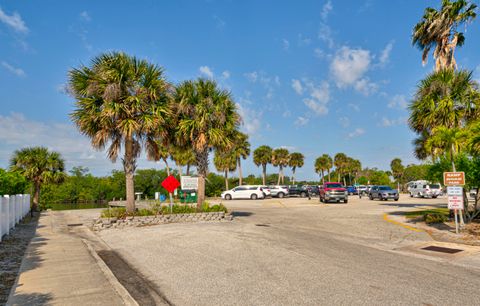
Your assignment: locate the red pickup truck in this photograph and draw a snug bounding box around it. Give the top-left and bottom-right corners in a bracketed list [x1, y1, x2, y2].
[319, 182, 348, 203]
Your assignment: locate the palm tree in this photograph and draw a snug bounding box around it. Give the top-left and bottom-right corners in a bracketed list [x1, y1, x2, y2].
[157, 144, 171, 176]
[172, 78, 240, 208]
[214, 149, 237, 190]
[390, 158, 404, 183]
[272, 148, 290, 185]
[69, 52, 171, 213]
[288, 152, 304, 184]
[467, 121, 480, 155]
[232, 132, 250, 185]
[425, 126, 469, 171]
[170, 147, 196, 176]
[412, 0, 477, 71]
[409, 69, 480, 169]
[10, 147, 65, 211]
[324, 154, 333, 181]
[314, 156, 327, 184]
[334, 153, 348, 184]
[253, 145, 272, 185]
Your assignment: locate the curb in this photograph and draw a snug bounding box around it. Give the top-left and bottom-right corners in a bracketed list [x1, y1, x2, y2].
[82, 239, 139, 306]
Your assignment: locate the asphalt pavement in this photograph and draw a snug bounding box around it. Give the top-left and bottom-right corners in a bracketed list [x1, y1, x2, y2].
[98, 194, 480, 305]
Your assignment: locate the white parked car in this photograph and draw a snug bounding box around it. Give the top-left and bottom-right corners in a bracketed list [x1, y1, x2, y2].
[260, 186, 271, 197]
[409, 183, 442, 198]
[268, 185, 289, 198]
[221, 185, 265, 200]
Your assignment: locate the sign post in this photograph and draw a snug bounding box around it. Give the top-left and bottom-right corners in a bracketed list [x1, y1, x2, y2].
[444, 172, 466, 234]
[161, 175, 181, 213]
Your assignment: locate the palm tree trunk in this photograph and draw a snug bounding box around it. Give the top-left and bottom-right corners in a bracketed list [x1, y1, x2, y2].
[163, 158, 171, 176]
[196, 149, 209, 210]
[238, 158, 243, 185]
[277, 166, 282, 185]
[292, 168, 296, 185]
[124, 137, 136, 214]
[224, 170, 229, 190]
[451, 143, 456, 172]
[186, 164, 191, 176]
[262, 164, 267, 185]
[327, 169, 331, 181]
[321, 170, 325, 184]
[32, 181, 40, 211]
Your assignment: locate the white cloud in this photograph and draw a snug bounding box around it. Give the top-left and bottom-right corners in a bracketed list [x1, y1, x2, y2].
[295, 116, 309, 126]
[379, 41, 394, 66]
[80, 11, 91, 22]
[0, 7, 28, 33]
[347, 128, 365, 138]
[354, 78, 378, 96]
[304, 98, 328, 115]
[381, 116, 407, 127]
[282, 38, 290, 50]
[330, 46, 371, 88]
[321, 0, 333, 21]
[318, 23, 334, 49]
[307, 80, 330, 104]
[314, 48, 326, 59]
[1, 61, 25, 77]
[236, 102, 262, 135]
[387, 94, 408, 109]
[244, 71, 258, 83]
[338, 116, 350, 128]
[221, 70, 230, 79]
[298, 34, 312, 46]
[291, 79, 304, 95]
[348, 103, 360, 112]
[199, 66, 214, 78]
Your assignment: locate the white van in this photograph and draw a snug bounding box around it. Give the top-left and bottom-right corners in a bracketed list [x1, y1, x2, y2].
[409, 183, 442, 198]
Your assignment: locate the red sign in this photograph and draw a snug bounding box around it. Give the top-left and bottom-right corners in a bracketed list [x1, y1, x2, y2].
[161, 175, 180, 193]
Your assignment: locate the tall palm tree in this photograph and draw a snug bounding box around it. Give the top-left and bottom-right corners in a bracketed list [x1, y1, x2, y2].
[172, 78, 240, 209]
[390, 158, 404, 184]
[288, 152, 304, 185]
[232, 132, 250, 185]
[213, 149, 237, 190]
[323, 154, 333, 181]
[10, 147, 65, 211]
[156, 144, 171, 176]
[412, 0, 477, 71]
[253, 145, 272, 185]
[334, 153, 348, 184]
[467, 121, 480, 156]
[272, 148, 290, 185]
[314, 156, 327, 184]
[69, 52, 171, 213]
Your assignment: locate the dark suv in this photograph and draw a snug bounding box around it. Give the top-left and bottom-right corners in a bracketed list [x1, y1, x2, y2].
[287, 185, 309, 197]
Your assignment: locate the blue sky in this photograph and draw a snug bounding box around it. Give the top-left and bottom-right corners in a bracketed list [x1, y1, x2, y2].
[1, 0, 479, 180]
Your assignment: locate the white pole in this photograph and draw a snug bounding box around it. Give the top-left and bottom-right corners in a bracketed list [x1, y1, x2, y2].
[9, 195, 15, 229]
[0, 197, 4, 242]
[5, 196, 10, 235]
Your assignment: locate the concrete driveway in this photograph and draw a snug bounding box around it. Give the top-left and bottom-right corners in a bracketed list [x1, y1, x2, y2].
[97, 194, 480, 305]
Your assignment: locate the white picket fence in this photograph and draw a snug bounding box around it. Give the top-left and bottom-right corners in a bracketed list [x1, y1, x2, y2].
[0, 194, 31, 242]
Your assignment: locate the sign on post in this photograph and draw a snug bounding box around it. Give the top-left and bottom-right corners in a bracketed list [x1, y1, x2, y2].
[181, 176, 199, 190]
[448, 196, 464, 210]
[161, 175, 181, 213]
[443, 172, 465, 186]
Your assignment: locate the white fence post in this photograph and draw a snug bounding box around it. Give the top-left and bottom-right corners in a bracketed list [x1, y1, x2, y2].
[4, 195, 10, 236]
[25, 194, 31, 217]
[17, 194, 23, 223]
[9, 195, 15, 230]
[0, 196, 5, 242]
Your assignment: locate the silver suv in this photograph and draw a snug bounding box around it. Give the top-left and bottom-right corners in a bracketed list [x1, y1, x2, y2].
[268, 185, 289, 198]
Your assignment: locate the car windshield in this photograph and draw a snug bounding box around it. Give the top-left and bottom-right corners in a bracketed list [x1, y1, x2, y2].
[429, 184, 440, 189]
[379, 186, 392, 190]
[326, 183, 343, 188]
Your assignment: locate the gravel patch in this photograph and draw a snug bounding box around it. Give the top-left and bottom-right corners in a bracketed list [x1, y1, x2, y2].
[0, 213, 38, 304]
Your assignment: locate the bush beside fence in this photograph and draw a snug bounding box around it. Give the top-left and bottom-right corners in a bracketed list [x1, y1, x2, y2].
[0, 194, 31, 242]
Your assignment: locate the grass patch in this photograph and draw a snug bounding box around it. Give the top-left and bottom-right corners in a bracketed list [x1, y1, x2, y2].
[100, 202, 227, 219]
[405, 208, 450, 219]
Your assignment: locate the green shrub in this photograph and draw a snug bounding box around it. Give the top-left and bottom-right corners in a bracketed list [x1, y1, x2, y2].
[424, 213, 448, 224]
[100, 202, 227, 218]
[101, 207, 127, 218]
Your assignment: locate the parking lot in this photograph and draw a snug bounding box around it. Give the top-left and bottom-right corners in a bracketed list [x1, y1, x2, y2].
[96, 194, 480, 305]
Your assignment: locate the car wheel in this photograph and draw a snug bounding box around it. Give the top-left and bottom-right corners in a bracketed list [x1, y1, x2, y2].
[432, 196, 437, 199]
[394, 198, 399, 201]
[410, 193, 413, 198]
[251, 194, 258, 200]
[369, 194, 373, 200]
[300, 192, 307, 198]
[344, 199, 348, 203]
[225, 194, 232, 200]
[278, 192, 284, 198]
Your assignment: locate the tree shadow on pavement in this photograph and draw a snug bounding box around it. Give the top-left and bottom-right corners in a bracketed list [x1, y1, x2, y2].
[380, 203, 446, 208]
[231, 211, 254, 217]
[8, 292, 53, 305]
